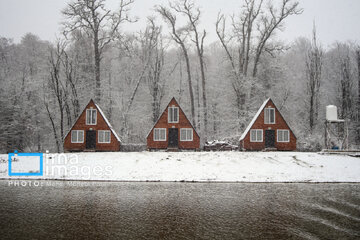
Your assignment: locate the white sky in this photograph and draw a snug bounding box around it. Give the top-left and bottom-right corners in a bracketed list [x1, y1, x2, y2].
[0, 0, 359, 47]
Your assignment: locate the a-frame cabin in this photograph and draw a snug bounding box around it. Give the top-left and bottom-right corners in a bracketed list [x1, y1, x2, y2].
[146, 97, 200, 150]
[63, 99, 121, 152]
[239, 98, 296, 151]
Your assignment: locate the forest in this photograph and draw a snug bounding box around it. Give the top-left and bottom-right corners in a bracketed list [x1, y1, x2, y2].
[0, 0, 359, 153]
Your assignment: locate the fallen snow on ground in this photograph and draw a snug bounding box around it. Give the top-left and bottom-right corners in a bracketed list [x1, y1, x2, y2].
[0, 152, 359, 182]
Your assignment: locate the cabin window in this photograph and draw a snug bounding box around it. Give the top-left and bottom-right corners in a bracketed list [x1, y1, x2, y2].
[180, 128, 193, 141]
[98, 130, 111, 143]
[154, 128, 166, 141]
[86, 109, 97, 125]
[250, 129, 263, 142]
[264, 108, 275, 124]
[168, 106, 179, 123]
[71, 130, 84, 143]
[277, 130, 290, 142]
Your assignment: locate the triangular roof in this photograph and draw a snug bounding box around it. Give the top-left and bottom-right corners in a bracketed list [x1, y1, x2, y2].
[239, 98, 296, 141]
[146, 97, 200, 138]
[64, 99, 121, 142]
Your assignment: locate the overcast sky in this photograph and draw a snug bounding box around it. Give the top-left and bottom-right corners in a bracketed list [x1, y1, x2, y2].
[0, 0, 359, 47]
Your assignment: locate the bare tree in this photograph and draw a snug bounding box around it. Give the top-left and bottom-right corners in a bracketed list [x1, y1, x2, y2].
[144, 18, 168, 123]
[116, 19, 162, 138]
[174, 0, 208, 140]
[156, 4, 196, 127]
[62, 50, 80, 120]
[46, 42, 67, 152]
[216, 0, 302, 122]
[335, 44, 353, 119]
[125, 22, 158, 113]
[44, 94, 61, 153]
[62, 0, 135, 103]
[306, 24, 322, 132]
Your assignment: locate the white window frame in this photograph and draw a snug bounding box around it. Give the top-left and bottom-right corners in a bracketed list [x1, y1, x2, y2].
[153, 128, 166, 141]
[71, 130, 84, 143]
[277, 129, 290, 143]
[98, 130, 111, 143]
[250, 129, 263, 142]
[264, 108, 275, 124]
[168, 106, 179, 123]
[180, 128, 193, 141]
[86, 109, 97, 125]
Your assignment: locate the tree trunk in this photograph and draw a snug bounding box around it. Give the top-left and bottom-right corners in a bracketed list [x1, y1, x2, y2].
[196, 73, 201, 132]
[199, 55, 207, 140]
[94, 33, 101, 103]
[108, 72, 113, 120]
[45, 101, 60, 153]
[180, 44, 196, 127]
[309, 92, 314, 131]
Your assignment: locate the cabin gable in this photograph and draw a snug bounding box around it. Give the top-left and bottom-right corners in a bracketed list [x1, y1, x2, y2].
[147, 97, 200, 150]
[240, 98, 296, 151]
[63, 99, 120, 152]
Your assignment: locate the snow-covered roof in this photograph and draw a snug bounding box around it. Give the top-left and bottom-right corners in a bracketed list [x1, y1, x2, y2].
[239, 98, 270, 141]
[94, 102, 121, 142]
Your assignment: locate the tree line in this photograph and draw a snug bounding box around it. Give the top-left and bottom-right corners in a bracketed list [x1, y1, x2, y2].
[0, 0, 359, 153]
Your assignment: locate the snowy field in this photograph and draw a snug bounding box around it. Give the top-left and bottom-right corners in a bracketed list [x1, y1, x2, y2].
[0, 152, 359, 182]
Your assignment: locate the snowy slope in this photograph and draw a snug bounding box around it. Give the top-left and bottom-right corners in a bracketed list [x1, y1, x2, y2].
[0, 152, 359, 182]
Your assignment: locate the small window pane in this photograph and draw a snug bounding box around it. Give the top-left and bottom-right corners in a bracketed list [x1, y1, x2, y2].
[92, 110, 96, 124]
[188, 129, 192, 140]
[257, 130, 262, 141]
[160, 129, 165, 140]
[86, 110, 90, 124]
[168, 108, 173, 122]
[251, 130, 256, 141]
[105, 131, 110, 142]
[155, 129, 158, 140]
[71, 131, 77, 142]
[270, 109, 275, 123]
[100, 131, 103, 142]
[264, 109, 269, 124]
[285, 131, 289, 141]
[78, 131, 84, 142]
[174, 108, 178, 122]
[180, 129, 186, 140]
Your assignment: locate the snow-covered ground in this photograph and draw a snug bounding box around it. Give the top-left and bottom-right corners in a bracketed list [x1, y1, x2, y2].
[0, 152, 359, 182]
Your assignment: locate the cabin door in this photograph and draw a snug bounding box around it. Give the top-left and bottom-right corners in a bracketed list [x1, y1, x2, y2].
[265, 130, 275, 148]
[86, 130, 96, 149]
[168, 128, 178, 148]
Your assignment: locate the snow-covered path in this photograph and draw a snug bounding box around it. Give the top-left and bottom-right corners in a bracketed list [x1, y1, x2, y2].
[0, 152, 359, 182]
